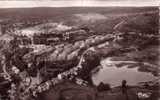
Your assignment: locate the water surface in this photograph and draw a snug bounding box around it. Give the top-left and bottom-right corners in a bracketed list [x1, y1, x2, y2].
[92, 58, 157, 87]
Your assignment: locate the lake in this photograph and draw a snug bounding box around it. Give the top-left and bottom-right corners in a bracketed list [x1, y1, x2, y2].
[92, 58, 157, 87]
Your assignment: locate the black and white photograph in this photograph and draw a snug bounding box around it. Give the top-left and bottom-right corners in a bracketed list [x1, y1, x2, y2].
[0, 0, 159, 100]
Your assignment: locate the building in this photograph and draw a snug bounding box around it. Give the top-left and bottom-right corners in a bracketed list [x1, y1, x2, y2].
[33, 33, 62, 45]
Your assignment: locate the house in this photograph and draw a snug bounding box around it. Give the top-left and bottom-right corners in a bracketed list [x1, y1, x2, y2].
[33, 33, 62, 45]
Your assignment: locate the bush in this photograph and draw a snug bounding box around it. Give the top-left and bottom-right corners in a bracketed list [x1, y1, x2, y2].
[97, 82, 111, 92]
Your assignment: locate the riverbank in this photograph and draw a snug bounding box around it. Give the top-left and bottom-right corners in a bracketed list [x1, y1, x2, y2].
[37, 80, 159, 100]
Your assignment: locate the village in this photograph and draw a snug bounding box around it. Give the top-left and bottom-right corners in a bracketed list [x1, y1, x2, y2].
[0, 7, 159, 100]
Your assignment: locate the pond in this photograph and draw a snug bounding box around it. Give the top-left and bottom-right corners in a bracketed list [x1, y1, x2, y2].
[92, 58, 157, 87]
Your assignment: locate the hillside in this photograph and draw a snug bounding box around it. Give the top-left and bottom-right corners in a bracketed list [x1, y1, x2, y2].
[0, 7, 159, 100]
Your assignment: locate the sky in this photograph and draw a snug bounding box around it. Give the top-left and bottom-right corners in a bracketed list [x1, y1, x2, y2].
[0, 0, 159, 8]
